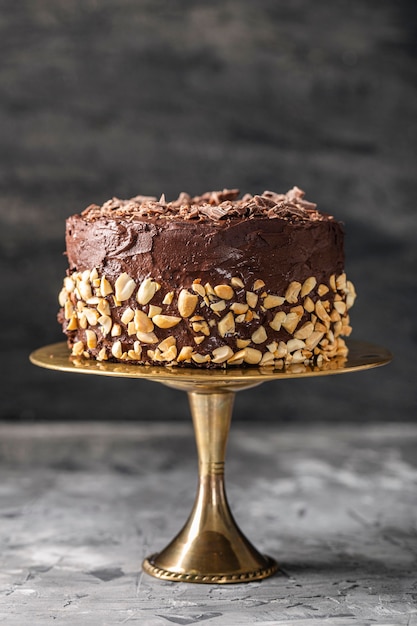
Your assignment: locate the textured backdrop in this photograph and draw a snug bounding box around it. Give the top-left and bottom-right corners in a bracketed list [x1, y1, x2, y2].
[1, 0, 416, 422]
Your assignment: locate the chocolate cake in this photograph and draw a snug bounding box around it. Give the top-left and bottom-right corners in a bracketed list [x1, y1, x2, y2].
[58, 187, 356, 368]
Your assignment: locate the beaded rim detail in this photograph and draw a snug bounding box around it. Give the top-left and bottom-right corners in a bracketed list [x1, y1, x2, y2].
[142, 554, 279, 584]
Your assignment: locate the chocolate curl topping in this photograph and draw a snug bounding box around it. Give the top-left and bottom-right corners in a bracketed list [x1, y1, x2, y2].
[81, 186, 329, 223]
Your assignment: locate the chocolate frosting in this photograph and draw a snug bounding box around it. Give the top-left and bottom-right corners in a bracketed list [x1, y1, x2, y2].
[67, 187, 344, 288]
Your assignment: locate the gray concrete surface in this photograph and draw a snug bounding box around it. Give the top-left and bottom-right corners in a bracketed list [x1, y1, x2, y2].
[0, 421, 416, 625]
[1, 1, 416, 422]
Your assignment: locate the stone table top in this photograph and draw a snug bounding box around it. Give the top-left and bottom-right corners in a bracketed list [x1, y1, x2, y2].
[0, 421, 416, 625]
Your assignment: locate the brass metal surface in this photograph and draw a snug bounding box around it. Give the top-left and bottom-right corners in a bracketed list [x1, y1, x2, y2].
[30, 340, 391, 583]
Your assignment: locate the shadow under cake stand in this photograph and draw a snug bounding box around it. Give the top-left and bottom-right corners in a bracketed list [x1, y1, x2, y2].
[30, 339, 391, 584]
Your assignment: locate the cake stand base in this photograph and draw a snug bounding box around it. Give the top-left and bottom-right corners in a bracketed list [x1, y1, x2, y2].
[30, 340, 391, 584]
[142, 390, 278, 583]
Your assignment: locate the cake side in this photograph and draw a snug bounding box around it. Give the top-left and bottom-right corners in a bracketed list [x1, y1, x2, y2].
[58, 188, 356, 368]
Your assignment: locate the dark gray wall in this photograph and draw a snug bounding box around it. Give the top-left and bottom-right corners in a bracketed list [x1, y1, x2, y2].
[1, 0, 416, 422]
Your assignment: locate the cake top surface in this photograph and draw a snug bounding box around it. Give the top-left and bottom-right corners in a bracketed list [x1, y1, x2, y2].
[80, 186, 334, 224]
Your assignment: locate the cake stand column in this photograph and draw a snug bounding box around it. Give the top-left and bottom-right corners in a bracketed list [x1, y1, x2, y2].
[142, 389, 278, 583]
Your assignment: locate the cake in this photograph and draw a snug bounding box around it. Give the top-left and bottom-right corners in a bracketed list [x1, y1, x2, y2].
[58, 187, 356, 368]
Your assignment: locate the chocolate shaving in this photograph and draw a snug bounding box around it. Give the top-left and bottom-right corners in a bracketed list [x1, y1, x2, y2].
[80, 187, 330, 224]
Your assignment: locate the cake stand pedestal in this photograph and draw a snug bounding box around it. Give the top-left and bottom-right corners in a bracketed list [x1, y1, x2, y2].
[30, 340, 391, 584]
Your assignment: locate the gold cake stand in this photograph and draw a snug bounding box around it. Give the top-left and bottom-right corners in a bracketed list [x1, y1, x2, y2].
[30, 340, 391, 584]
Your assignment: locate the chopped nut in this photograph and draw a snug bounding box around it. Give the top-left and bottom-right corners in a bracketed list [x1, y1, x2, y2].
[192, 282, 206, 297]
[315, 300, 331, 323]
[263, 295, 285, 309]
[59, 288, 68, 307]
[305, 331, 325, 350]
[72, 341, 84, 356]
[251, 326, 268, 344]
[162, 291, 174, 305]
[86, 296, 100, 305]
[210, 300, 226, 313]
[97, 347, 108, 361]
[235, 314, 246, 323]
[236, 338, 251, 349]
[127, 321, 136, 335]
[84, 308, 99, 326]
[212, 345, 234, 363]
[78, 280, 92, 301]
[346, 281, 356, 309]
[336, 273, 347, 291]
[111, 341, 123, 359]
[294, 322, 314, 340]
[333, 320, 343, 337]
[253, 279, 265, 291]
[243, 347, 263, 364]
[275, 342, 287, 358]
[190, 315, 204, 322]
[282, 312, 300, 334]
[204, 283, 215, 296]
[134, 341, 142, 357]
[227, 349, 246, 364]
[64, 276, 75, 293]
[177, 346, 193, 362]
[158, 336, 176, 352]
[329, 274, 336, 291]
[90, 268, 98, 282]
[230, 302, 249, 314]
[330, 309, 341, 322]
[134, 309, 154, 333]
[301, 276, 317, 297]
[192, 320, 210, 336]
[96, 299, 110, 317]
[67, 314, 78, 330]
[318, 284, 329, 296]
[285, 281, 302, 303]
[120, 307, 135, 324]
[290, 305, 304, 318]
[111, 323, 122, 337]
[161, 345, 178, 361]
[115, 273, 136, 301]
[291, 350, 305, 364]
[64, 301, 74, 320]
[78, 313, 87, 329]
[192, 353, 211, 364]
[178, 289, 199, 318]
[315, 321, 328, 333]
[100, 276, 113, 297]
[269, 311, 286, 331]
[266, 341, 278, 353]
[341, 324, 352, 336]
[231, 276, 244, 289]
[85, 329, 97, 349]
[287, 338, 306, 353]
[260, 352, 275, 366]
[246, 291, 258, 308]
[194, 336, 205, 345]
[304, 296, 315, 313]
[98, 315, 112, 336]
[334, 300, 346, 315]
[214, 284, 234, 300]
[245, 310, 254, 322]
[136, 330, 158, 344]
[137, 278, 160, 305]
[218, 311, 235, 337]
[148, 304, 162, 318]
[153, 314, 181, 329]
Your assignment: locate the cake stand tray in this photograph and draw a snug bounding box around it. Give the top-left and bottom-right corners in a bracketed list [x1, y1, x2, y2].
[30, 340, 391, 584]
